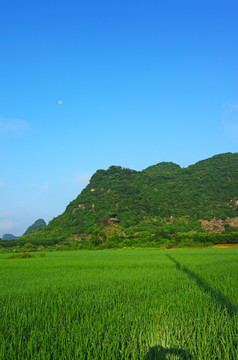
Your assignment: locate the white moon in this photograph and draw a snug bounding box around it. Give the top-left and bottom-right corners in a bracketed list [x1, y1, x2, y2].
[58, 100, 63, 105]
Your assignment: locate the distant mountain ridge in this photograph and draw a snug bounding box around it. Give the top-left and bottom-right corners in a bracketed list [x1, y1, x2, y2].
[1, 219, 46, 240]
[17, 152, 238, 246]
[23, 219, 46, 235]
[2, 234, 18, 240]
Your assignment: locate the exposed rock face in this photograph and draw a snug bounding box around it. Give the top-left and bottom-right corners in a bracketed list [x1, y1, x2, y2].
[200, 217, 238, 233]
[72, 204, 86, 213]
[101, 214, 119, 226]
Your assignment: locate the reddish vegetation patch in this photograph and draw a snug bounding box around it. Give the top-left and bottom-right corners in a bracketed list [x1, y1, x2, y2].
[104, 225, 123, 238]
[214, 244, 238, 248]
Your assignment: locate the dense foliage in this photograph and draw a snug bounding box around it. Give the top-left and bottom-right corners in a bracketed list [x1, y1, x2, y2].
[2, 152, 238, 249]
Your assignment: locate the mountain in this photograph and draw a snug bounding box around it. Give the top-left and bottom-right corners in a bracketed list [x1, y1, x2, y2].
[2, 234, 18, 240]
[12, 153, 238, 246]
[23, 219, 46, 236]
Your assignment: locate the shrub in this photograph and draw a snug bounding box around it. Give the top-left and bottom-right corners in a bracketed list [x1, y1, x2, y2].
[7, 253, 46, 259]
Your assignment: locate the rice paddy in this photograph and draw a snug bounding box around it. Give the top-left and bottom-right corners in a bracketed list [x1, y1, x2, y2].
[0, 248, 237, 359]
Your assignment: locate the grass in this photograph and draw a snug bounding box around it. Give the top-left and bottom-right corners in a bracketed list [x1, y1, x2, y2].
[0, 248, 237, 359]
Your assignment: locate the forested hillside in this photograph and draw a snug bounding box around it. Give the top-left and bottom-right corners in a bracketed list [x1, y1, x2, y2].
[1, 153, 238, 249]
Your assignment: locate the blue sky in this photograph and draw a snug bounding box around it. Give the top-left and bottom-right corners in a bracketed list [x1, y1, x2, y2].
[0, 0, 238, 236]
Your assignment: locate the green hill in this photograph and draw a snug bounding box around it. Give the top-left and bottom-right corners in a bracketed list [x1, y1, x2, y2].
[2, 153, 238, 249]
[2, 234, 18, 240]
[23, 219, 46, 235]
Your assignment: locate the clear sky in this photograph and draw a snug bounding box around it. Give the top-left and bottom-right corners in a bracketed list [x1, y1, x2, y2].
[0, 0, 238, 236]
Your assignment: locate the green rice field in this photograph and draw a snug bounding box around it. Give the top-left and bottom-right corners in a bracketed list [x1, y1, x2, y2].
[0, 248, 237, 359]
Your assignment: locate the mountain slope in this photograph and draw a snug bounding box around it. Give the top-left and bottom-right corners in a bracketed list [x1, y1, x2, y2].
[18, 153, 238, 244]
